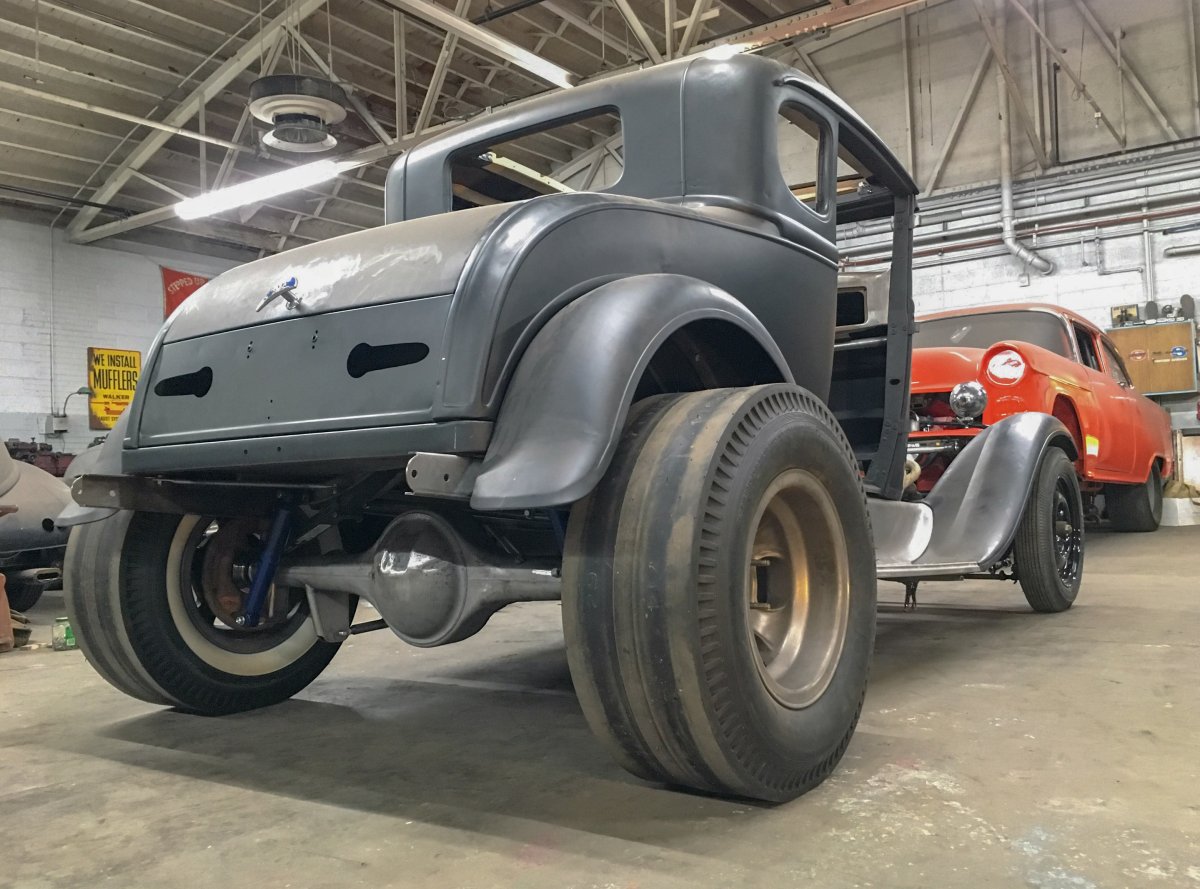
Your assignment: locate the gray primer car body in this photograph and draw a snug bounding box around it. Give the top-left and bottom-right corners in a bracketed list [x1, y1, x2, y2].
[68, 53, 1072, 581]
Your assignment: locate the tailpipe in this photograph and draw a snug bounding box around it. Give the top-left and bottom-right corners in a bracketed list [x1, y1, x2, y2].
[276, 510, 560, 647]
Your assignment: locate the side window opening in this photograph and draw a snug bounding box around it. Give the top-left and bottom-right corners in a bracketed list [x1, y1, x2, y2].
[1073, 324, 1101, 371]
[449, 109, 622, 210]
[776, 104, 829, 213]
[1100, 339, 1132, 386]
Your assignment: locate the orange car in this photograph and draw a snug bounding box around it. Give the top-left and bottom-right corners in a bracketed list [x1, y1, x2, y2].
[909, 304, 1174, 531]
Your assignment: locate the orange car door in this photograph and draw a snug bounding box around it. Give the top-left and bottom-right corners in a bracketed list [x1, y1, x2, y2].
[1099, 336, 1150, 477]
[1071, 323, 1132, 475]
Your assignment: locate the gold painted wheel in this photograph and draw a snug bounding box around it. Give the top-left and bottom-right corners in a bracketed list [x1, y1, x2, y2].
[747, 469, 850, 710]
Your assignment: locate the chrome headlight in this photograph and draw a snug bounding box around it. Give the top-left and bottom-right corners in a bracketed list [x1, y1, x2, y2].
[949, 381, 988, 419]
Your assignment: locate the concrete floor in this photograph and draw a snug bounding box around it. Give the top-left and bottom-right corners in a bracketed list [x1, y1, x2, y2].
[2, 527, 1197, 889]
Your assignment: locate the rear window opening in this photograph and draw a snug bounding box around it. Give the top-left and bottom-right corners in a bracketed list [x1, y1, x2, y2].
[777, 104, 873, 215]
[449, 109, 622, 210]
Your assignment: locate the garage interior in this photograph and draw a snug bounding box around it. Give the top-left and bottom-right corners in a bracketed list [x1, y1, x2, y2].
[2, 0, 1199, 885]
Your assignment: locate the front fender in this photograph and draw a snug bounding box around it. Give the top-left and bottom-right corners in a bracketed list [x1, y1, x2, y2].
[919, 411, 1078, 570]
[469, 274, 791, 510]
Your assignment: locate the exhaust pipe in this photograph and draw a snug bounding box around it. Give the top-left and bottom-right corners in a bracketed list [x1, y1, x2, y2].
[276, 511, 560, 647]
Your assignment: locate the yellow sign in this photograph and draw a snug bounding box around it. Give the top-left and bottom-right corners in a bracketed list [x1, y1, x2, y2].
[87, 347, 141, 430]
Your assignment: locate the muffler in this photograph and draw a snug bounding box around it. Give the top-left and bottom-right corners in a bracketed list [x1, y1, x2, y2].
[275, 510, 560, 647]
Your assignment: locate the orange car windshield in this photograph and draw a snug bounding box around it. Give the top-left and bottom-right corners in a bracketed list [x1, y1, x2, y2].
[914, 310, 1073, 358]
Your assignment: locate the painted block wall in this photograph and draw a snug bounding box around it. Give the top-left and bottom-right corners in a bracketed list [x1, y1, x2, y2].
[0, 218, 238, 454]
[911, 230, 1199, 328]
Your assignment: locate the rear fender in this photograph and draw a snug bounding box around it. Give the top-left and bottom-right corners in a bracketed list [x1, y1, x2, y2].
[469, 274, 791, 510]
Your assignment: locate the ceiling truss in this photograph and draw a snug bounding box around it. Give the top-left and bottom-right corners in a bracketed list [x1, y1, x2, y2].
[0, 0, 1191, 258]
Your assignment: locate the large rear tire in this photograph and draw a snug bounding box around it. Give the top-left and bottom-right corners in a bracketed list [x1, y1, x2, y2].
[64, 511, 345, 714]
[563, 385, 876, 802]
[1106, 463, 1163, 532]
[1013, 448, 1084, 613]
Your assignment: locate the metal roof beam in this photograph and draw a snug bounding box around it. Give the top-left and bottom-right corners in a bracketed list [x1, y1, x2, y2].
[0, 81, 249, 153]
[288, 26, 395, 146]
[66, 0, 330, 240]
[1066, 0, 1179, 140]
[1004, 0, 1123, 149]
[971, 0, 1051, 168]
[712, 0, 929, 51]
[373, 0, 577, 88]
[677, 0, 715, 56]
[610, 0, 665, 63]
[540, 1, 639, 60]
[416, 0, 471, 132]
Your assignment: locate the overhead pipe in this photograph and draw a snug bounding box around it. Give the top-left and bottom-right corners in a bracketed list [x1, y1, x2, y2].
[994, 0, 1054, 274]
[843, 185, 1200, 259]
[844, 197, 1200, 270]
[845, 146, 1200, 244]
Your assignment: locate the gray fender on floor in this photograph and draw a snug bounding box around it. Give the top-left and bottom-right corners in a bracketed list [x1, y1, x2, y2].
[920, 412, 1078, 570]
[470, 274, 792, 511]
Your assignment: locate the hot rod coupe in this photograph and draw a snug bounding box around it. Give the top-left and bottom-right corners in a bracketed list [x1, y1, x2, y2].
[910, 304, 1173, 532]
[61, 55, 1084, 803]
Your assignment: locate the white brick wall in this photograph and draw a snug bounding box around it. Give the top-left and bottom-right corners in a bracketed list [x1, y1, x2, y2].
[0, 218, 238, 454]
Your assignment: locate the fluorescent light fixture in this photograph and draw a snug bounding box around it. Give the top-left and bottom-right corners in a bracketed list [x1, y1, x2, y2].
[175, 159, 352, 220]
[507, 48, 576, 89]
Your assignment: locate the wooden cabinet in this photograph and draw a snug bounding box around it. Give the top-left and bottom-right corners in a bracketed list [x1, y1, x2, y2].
[1106, 321, 1198, 395]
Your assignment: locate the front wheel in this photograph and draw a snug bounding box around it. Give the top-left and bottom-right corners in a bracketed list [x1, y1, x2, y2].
[1013, 447, 1084, 613]
[64, 511, 346, 714]
[563, 385, 876, 802]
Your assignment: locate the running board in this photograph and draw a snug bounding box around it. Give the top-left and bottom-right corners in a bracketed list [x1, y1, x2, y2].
[876, 561, 982, 580]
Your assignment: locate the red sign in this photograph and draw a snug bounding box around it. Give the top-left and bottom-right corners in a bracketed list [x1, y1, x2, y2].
[1129, 349, 1148, 361]
[161, 266, 210, 318]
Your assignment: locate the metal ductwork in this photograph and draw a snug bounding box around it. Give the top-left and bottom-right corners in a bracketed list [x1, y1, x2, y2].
[994, 0, 1054, 276]
[249, 74, 348, 153]
[276, 511, 560, 647]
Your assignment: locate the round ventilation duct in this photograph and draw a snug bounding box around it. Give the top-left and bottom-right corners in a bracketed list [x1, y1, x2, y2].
[249, 75, 348, 153]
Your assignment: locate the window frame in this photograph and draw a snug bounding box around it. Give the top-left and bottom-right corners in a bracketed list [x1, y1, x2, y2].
[1099, 337, 1133, 387]
[1072, 323, 1102, 371]
[445, 105, 624, 210]
[775, 100, 834, 218]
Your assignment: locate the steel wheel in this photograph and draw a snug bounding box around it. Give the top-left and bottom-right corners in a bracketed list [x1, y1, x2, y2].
[64, 511, 345, 714]
[563, 385, 877, 802]
[747, 469, 850, 710]
[1051, 478, 1082, 587]
[1014, 447, 1084, 613]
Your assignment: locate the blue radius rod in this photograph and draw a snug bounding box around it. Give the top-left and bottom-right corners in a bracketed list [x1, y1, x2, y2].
[241, 505, 293, 628]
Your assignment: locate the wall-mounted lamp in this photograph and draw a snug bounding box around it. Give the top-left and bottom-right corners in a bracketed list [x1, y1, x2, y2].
[59, 386, 94, 417]
[44, 386, 94, 436]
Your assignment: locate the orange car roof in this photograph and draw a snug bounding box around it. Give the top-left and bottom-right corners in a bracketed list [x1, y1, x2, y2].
[917, 302, 1099, 333]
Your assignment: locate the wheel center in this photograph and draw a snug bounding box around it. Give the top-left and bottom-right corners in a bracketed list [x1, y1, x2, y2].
[197, 518, 289, 630]
[745, 469, 850, 710]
